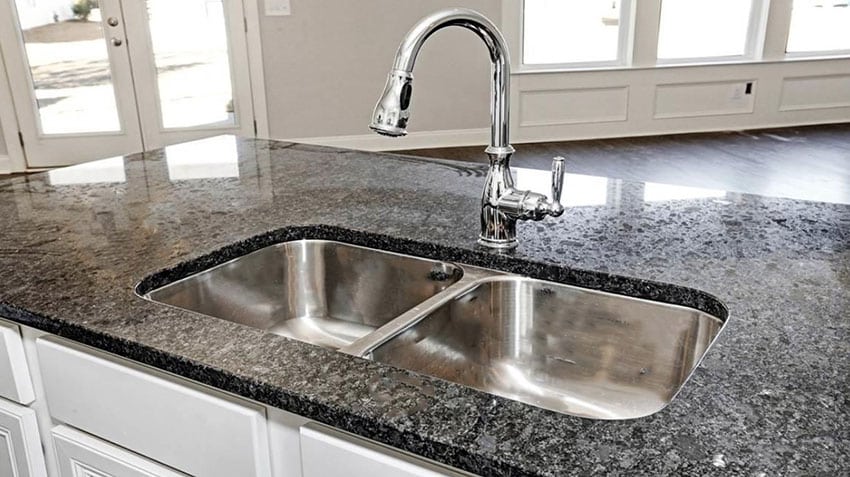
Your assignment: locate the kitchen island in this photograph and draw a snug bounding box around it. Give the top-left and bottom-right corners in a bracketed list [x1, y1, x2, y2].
[0, 135, 847, 475]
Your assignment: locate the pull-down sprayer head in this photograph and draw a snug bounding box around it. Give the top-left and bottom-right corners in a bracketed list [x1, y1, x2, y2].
[368, 8, 511, 148]
[369, 70, 414, 137]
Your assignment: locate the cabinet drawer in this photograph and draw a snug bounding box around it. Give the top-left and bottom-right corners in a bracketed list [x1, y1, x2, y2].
[301, 423, 470, 477]
[0, 320, 35, 405]
[53, 425, 187, 477]
[37, 336, 271, 477]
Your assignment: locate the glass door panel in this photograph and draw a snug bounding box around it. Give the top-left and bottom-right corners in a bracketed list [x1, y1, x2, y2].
[0, 0, 143, 167]
[123, 0, 254, 150]
[15, 2, 121, 134]
[146, 0, 235, 129]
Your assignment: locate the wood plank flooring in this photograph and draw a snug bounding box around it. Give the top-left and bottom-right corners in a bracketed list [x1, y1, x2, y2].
[398, 123, 850, 204]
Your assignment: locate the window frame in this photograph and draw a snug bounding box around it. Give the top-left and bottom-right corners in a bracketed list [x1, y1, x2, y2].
[517, 0, 636, 72]
[783, 0, 850, 58]
[654, 0, 768, 65]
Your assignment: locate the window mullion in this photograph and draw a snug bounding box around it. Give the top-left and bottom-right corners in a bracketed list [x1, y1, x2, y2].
[631, 0, 661, 67]
[762, 0, 794, 60]
[746, 0, 771, 60]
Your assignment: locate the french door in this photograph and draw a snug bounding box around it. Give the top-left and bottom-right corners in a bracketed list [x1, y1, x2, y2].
[0, 0, 255, 168]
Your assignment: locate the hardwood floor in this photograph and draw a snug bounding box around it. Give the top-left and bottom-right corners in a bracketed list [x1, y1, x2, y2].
[398, 123, 850, 204]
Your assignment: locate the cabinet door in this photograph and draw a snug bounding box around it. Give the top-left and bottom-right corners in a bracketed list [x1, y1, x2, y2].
[53, 425, 187, 477]
[300, 424, 470, 477]
[0, 398, 47, 477]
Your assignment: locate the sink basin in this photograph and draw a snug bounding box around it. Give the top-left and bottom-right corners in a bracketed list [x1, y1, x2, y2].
[140, 230, 727, 420]
[367, 276, 724, 419]
[144, 240, 462, 350]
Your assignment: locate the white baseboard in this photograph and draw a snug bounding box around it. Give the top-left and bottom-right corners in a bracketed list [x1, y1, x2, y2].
[283, 127, 490, 152]
[0, 155, 10, 175]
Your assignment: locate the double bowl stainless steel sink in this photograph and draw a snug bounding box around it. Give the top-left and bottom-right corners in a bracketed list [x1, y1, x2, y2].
[142, 239, 727, 420]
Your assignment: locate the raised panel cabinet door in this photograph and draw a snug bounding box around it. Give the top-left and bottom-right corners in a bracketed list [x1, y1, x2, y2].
[300, 424, 471, 477]
[53, 425, 187, 477]
[0, 397, 47, 477]
[0, 320, 36, 405]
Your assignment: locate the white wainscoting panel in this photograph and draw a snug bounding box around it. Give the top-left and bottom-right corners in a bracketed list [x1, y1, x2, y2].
[654, 81, 757, 119]
[780, 75, 850, 111]
[519, 87, 629, 127]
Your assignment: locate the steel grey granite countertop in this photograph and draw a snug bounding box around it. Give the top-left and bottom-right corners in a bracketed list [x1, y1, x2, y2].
[0, 136, 847, 476]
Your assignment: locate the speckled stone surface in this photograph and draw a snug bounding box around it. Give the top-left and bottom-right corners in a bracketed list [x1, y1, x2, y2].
[0, 136, 847, 476]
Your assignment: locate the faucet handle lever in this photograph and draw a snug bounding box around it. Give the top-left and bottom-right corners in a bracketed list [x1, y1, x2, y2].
[547, 156, 566, 216]
[551, 157, 565, 202]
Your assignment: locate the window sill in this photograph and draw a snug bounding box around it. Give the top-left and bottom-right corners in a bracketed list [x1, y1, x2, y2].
[514, 54, 850, 75]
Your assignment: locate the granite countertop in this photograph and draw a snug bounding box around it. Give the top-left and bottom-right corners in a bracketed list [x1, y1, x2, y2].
[0, 136, 847, 476]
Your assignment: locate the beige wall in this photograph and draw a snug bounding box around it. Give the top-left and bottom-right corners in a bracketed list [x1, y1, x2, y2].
[0, 122, 6, 156]
[258, 0, 501, 139]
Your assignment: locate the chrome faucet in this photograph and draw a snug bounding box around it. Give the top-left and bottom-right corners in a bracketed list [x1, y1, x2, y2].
[370, 8, 565, 250]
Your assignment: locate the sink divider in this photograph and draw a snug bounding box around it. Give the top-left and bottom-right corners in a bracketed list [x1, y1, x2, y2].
[340, 265, 507, 358]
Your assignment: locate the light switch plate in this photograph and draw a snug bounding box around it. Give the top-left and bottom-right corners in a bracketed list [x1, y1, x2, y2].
[265, 0, 291, 16]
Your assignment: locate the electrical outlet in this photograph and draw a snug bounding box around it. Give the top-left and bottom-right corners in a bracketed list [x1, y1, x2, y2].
[265, 0, 291, 16]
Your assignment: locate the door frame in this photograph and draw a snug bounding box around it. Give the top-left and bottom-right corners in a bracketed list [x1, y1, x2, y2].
[0, 45, 27, 173]
[0, 0, 267, 173]
[243, 0, 268, 139]
[0, 0, 145, 168]
[121, 0, 259, 150]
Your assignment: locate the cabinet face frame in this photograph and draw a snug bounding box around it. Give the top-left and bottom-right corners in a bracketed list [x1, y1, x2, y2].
[0, 321, 35, 405]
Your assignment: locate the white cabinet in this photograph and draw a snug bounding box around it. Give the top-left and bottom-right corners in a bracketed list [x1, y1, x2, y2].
[37, 336, 271, 477]
[0, 397, 47, 477]
[0, 321, 476, 477]
[52, 425, 187, 477]
[0, 321, 35, 405]
[300, 424, 468, 477]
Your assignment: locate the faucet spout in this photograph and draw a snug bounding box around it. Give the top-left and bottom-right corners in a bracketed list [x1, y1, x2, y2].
[371, 9, 565, 250]
[370, 8, 511, 152]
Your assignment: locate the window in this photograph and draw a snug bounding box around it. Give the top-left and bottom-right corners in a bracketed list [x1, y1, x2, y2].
[786, 0, 850, 54]
[657, 0, 758, 60]
[522, 0, 629, 66]
[516, 0, 849, 70]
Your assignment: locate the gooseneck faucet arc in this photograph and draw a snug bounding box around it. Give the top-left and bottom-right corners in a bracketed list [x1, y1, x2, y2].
[370, 8, 566, 250]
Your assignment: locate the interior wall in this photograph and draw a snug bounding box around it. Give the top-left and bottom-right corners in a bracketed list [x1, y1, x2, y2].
[258, 0, 501, 140]
[0, 122, 7, 156]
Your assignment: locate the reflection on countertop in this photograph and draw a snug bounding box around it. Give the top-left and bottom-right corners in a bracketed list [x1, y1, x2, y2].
[165, 135, 240, 181]
[514, 167, 729, 207]
[35, 152, 734, 212]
